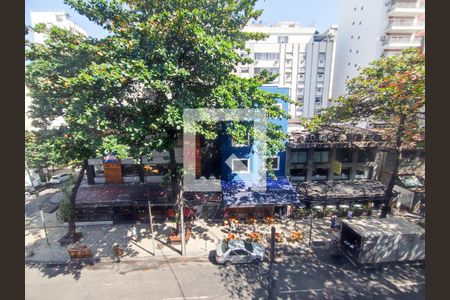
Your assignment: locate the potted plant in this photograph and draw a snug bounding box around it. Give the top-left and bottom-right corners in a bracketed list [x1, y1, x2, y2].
[364, 203, 373, 216]
[352, 205, 364, 216]
[324, 206, 336, 217]
[312, 207, 324, 218]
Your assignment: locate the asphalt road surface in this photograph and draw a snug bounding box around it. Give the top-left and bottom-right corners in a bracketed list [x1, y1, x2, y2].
[25, 253, 425, 300]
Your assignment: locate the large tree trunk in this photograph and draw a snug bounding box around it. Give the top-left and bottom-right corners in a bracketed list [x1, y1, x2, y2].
[68, 160, 87, 235]
[384, 115, 406, 210]
[168, 145, 186, 255]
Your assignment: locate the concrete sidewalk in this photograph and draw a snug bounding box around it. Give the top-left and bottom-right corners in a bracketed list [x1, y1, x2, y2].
[25, 208, 421, 265]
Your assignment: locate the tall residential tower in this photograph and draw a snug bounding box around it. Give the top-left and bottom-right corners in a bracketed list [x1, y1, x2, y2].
[236, 22, 337, 119]
[332, 0, 425, 98]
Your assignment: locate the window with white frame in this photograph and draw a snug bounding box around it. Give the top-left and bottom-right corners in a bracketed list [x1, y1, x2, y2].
[231, 135, 250, 147]
[267, 157, 280, 171]
[254, 67, 279, 76]
[232, 159, 249, 173]
[298, 73, 305, 81]
[317, 73, 324, 81]
[278, 36, 289, 43]
[254, 53, 280, 60]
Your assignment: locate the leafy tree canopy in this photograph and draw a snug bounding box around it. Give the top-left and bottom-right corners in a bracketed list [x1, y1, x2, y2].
[25, 0, 291, 170]
[307, 48, 425, 150]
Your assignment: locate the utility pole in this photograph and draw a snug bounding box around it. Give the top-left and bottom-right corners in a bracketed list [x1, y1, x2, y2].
[147, 187, 156, 256]
[309, 210, 313, 246]
[40, 210, 50, 246]
[267, 226, 276, 300]
[180, 194, 186, 256]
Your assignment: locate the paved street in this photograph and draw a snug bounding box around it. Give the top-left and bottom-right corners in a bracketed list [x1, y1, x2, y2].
[25, 250, 424, 300]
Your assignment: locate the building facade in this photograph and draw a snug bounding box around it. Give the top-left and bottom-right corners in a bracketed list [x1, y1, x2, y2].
[236, 22, 337, 119]
[27, 12, 88, 131]
[29, 11, 87, 44]
[332, 0, 425, 98]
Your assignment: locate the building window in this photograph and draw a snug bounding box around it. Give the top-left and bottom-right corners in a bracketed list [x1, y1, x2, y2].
[312, 168, 328, 181]
[359, 21, 362, 25]
[122, 164, 140, 177]
[334, 167, 351, 180]
[357, 36, 360, 40]
[231, 135, 250, 147]
[56, 14, 64, 22]
[357, 149, 376, 162]
[346, 75, 349, 79]
[241, 67, 249, 73]
[317, 73, 324, 81]
[313, 150, 329, 163]
[352, 22, 355, 25]
[356, 50, 359, 54]
[297, 96, 304, 102]
[351, 35, 354, 39]
[290, 168, 306, 181]
[347, 62, 351, 66]
[254, 67, 279, 75]
[315, 96, 322, 103]
[316, 87, 323, 93]
[144, 164, 168, 176]
[254, 53, 280, 60]
[335, 148, 353, 163]
[285, 74, 292, 82]
[278, 36, 289, 43]
[267, 157, 280, 171]
[355, 167, 372, 179]
[349, 49, 352, 53]
[94, 164, 105, 177]
[291, 150, 308, 163]
[232, 159, 249, 173]
[298, 73, 305, 79]
[361, 6, 364, 10]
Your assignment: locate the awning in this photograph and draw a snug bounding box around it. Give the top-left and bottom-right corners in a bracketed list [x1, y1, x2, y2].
[295, 180, 386, 202]
[75, 183, 171, 207]
[222, 177, 301, 208]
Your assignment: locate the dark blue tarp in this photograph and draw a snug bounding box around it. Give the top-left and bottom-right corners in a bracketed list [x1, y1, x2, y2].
[222, 177, 301, 207]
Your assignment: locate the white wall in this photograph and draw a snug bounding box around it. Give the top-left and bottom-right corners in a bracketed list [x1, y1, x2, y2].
[238, 24, 336, 120]
[332, 0, 388, 98]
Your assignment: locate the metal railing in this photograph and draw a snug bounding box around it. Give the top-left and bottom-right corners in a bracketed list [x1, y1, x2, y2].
[389, 2, 425, 11]
[388, 20, 425, 27]
[383, 37, 422, 45]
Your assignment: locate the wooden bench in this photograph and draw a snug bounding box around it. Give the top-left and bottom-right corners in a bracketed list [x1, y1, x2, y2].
[167, 228, 191, 244]
[68, 245, 93, 259]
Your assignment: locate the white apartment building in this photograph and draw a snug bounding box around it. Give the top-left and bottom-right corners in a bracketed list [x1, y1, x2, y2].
[29, 11, 87, 44]
[26, 12, 87, 131]
[237, 22, 337, 119]
[332, 0, 425, 98]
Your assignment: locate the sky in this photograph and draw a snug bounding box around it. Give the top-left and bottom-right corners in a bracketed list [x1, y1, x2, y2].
[25, 0, 339, 39]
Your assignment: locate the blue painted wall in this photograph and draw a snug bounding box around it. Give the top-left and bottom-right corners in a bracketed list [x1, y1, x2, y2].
[220, 86, 289, 183]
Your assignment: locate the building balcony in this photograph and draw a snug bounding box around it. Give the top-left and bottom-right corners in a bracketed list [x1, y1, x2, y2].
[253, 60, 279, 67]
[385, 20, 424, 33]
[382, 37, 422, 49]
[387, 2, 425, 16]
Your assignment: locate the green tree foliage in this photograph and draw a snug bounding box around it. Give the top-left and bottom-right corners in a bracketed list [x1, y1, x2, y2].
[26, 0, 292, 234]
[306, 49, 425, 204]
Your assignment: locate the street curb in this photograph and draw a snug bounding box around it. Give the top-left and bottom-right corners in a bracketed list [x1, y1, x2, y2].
[25, 254, 213, 266]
